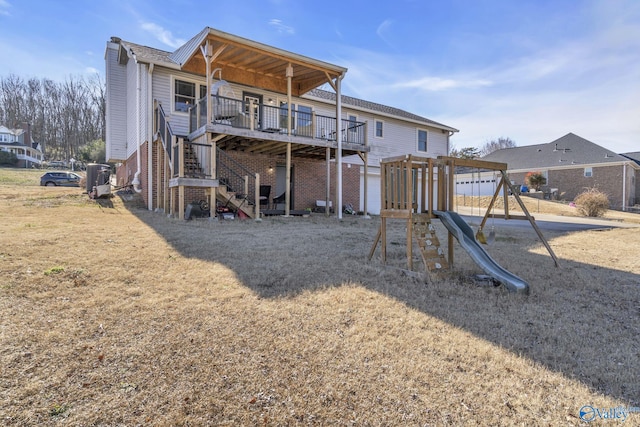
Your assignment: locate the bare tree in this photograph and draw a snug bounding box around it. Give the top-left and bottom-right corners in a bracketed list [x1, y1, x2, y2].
[0, 73, 105, 162]
[450, 146, 480, 159]
[479, 137, 516, 157]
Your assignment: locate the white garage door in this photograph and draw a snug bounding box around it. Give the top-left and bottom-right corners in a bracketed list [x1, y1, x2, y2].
[361, 167, 381, 215]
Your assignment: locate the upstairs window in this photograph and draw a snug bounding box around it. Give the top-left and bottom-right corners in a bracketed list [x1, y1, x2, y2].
[175, 79, 196, 113]
[375, 120, 384, 138]
[418, 129, 428, 152]
[584, 167, 593, 177]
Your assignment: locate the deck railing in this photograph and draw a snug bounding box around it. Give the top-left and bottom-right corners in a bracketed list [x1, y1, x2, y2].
[188, 95, 366, 145]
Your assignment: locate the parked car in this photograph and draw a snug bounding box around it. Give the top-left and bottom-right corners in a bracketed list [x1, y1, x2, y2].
[40, 171, 82, 187]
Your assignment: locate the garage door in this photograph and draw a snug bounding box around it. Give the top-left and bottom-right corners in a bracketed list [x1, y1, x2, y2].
[361, 167, 381, 215]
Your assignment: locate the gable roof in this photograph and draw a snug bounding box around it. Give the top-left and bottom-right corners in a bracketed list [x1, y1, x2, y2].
[482, 133, 629, 170]
[305, 89, 458, 132]
[621, 152, 640, 166]
[119, 27, 347, 97]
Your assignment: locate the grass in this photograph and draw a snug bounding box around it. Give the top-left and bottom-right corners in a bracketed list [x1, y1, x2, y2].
[1, 168, 639, 425]
[0, 166, 50, 186]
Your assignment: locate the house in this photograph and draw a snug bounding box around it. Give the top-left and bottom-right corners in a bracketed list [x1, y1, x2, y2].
[0, 123, 44, 168]
[105, 27, 457, 219]
[481, 133, 639, 210]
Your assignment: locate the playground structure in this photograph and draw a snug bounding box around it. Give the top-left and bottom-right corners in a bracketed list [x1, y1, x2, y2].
[368, 155, 559, 294]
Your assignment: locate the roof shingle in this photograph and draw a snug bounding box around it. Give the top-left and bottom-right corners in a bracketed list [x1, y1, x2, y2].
[482, 133, 627, 170]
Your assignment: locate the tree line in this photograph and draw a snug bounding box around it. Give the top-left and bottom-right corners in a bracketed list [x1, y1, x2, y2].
[450, 137, 517, 159]
[0, 74, 105, 163]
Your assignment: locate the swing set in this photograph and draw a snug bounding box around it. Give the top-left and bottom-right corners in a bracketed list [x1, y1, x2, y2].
[368, 154, 559, 294]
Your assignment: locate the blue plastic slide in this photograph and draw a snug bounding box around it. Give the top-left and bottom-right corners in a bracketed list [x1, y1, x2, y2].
[434, 210, 530, 294]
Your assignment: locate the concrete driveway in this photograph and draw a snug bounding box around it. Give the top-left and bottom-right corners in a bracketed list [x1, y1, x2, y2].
[456, 210, 639, 233]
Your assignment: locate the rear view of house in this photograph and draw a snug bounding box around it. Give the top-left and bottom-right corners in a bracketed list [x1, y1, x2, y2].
[105, 27, 457, 218]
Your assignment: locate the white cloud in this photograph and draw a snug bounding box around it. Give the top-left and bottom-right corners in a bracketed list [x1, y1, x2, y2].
[376, 19, 393, 46]
[140, 22, 186, 49]
[269, 19, 295, 35]
[394, 76, 492, 91]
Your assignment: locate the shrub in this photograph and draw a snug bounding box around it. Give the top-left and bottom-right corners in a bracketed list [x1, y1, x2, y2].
[0, 150, 18, 165]
[574, 188, 609, 217]
[525, 171, 546, 191]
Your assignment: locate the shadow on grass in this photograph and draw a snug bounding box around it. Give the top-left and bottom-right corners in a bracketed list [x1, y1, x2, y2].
[121, 194, 639, 407]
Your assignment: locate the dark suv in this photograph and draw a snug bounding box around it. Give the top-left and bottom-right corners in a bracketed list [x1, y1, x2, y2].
[40, 171, 82, 187]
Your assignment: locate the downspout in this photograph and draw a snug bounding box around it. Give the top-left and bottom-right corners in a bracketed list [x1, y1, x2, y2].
[131, 60, 143, 193]
[147, 63, 154, 210]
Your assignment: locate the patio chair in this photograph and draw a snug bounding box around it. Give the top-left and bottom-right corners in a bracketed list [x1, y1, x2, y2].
[259, 185, 271, 209]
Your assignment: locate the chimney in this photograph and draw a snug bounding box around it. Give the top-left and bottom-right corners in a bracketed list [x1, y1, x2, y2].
[22, 122, 32, 147]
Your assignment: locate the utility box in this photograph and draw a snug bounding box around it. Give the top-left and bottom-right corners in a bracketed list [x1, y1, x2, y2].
[86, 163, 111, 198]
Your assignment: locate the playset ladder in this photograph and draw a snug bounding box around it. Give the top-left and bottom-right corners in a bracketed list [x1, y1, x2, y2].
[413, 214, 448, 276]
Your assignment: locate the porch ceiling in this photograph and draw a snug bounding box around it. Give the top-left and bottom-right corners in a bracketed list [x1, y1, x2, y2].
[214, 134, 364, 160]
[178, 28, 347, 97]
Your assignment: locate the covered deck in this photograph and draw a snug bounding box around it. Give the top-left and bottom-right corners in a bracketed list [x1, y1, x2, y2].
[157, 27, 370, 220]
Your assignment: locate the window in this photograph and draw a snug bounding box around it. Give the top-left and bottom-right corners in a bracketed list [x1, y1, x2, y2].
[175, 79, 196, 112]
[298, 105, 313, 128]
[280, 103, 312, 130]
[375, 120, 383, 138]
[584, 167, 593, 177]
[418, 129, 428, 152]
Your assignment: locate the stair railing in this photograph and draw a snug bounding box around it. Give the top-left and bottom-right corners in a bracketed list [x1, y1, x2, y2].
[216, 147, 257, 208]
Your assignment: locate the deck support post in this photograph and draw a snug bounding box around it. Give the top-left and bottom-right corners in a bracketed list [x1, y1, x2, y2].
[285, 64, 293, 217]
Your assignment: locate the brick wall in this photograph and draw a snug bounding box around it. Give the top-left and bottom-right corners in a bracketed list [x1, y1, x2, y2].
[507, 165, 627, 208]
[226, 151, 360, 211]
[118, 146, 362, 214]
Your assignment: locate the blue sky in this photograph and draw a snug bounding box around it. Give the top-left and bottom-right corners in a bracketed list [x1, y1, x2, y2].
[1, 0, 638, 153]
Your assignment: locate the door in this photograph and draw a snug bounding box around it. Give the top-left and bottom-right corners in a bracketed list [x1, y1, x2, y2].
[275, 164, 294, 210]
[242, 91, 263, 129]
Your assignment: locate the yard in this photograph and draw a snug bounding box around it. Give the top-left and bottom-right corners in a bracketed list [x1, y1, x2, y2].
[1, 168, 639, 425]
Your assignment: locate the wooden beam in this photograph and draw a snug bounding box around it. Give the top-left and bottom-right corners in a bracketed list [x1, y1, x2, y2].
[501, 170, 560, 267]
[438, 156, 508, 171]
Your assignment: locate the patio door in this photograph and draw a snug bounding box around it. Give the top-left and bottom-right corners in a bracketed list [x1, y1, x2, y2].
[275, 164, 294, 210]
[242, 91, 263, 129]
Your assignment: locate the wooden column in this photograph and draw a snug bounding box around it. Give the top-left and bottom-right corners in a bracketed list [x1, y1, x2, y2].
[326, 147, 331, 216]
[285, 64, 293, 217]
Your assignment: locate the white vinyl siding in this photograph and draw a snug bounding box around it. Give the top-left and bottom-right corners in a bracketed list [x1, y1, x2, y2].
[125, 61, 140, 160]
[105, 43, 128, 162]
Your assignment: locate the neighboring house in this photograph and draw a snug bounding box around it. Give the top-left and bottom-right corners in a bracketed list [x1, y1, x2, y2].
[0, 123, 44, 168]
[482, 133, 639, 210]
[105, 27, 457, 218]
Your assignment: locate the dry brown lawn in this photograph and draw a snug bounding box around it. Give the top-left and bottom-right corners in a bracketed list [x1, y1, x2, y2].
[1, 168, 639, 425]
